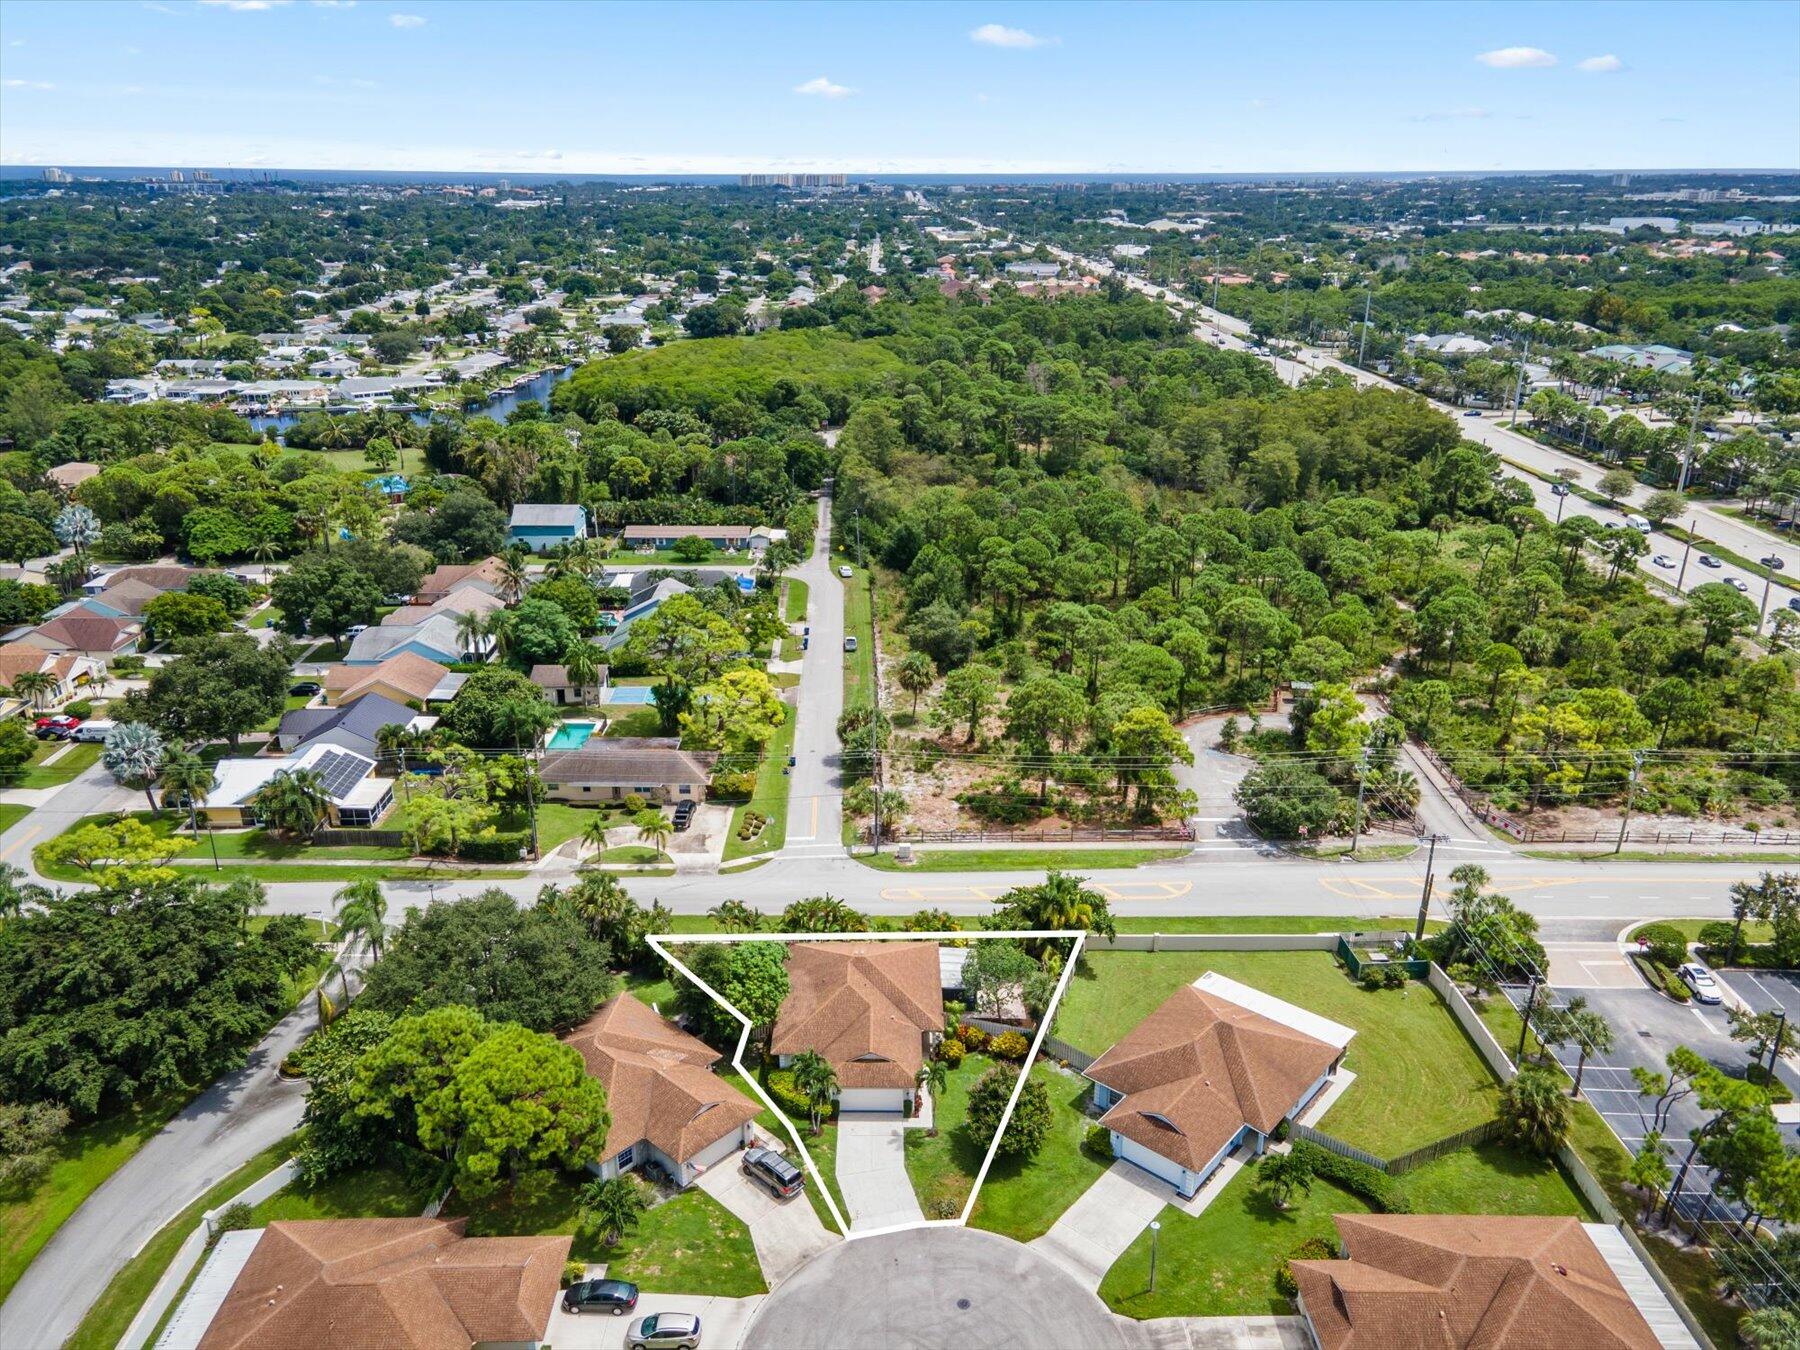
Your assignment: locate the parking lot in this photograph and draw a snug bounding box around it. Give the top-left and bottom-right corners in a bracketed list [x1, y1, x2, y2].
[1720, 967, 1800, 1024]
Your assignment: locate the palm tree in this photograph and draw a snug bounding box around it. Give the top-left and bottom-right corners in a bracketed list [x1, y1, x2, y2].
[1498, 1064, 1574, 1156]
[561, 640, 602, 705]
[332, 876, 388, 963]
[53, 504, 100, 560]
[916, 1058, 948, 1137]
[500, 553, 529, 604]
[707, 899, 764, 933]
[577, 1176, 646, 1248]
[251, 768, 330, 839]
[454, 609, 489, 661]
[634, 809, 673, 857]
[792, 1050, 838, 1134]
[160, 748, 217, 832]
[7, 671, 58, 712]
[581, 813, 611, 861]
[101, 721, 166, 813]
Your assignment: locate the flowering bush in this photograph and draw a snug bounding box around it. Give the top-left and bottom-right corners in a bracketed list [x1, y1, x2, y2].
[938, 1038, 965, 1067]
[957, 1024, 988, 1052]
[989, 1031, 1029, 1061]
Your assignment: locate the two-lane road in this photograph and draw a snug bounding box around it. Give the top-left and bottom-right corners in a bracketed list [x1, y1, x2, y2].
[780, 491, 846, 856]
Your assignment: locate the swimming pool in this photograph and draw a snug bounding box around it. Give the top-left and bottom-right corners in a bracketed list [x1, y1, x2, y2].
[545, 720, 598, 750]
[602, 686, 655, 705]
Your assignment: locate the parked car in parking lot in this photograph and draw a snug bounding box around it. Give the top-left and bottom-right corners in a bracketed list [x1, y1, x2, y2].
[742, 1146, 805, 1199]
[1678, 962, 1723, 1005]
[627, 1312, 702, 1350]
[562, 1278, 639, 1316]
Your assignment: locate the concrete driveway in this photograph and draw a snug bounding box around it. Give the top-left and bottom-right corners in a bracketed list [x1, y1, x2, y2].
[696, 1156, 839, 1286]
[547, 1293, 764, 1350]
[835, 1116, 924, 1231]
[1030, 1161, 1175, 1288]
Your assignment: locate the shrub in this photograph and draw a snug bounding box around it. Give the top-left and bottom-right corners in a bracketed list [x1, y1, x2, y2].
[212, 1202, 255, 1236]
[1083, 1122, 1114, 1159]
[456, 829, 530, 862]
[1273, 1236, 1339, 1299]
[62, 700, 93, 719]
[1290, 1141, 1411, 1213]
[622, 793, 647, 814]
[711, 769, 757, 801]
[735, 810, 768, 842]
[957, 1024, 988, 1052]
[989, 1031, 1029, 1062]
[1696, 921, 1739, 957]
[928, 1197, 960, 1220]
[1631, 953, 1691, 1002]
[938, 1038, 965, 1067]
[562, 1258, 587, 1288]
[764, 1069, 813, 1122]
[1746, 1063, 1794, 1104]
[1633, 922, 1687, 970]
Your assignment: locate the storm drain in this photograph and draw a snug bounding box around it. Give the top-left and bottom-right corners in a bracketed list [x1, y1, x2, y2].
[956, 1299, 971, 1310]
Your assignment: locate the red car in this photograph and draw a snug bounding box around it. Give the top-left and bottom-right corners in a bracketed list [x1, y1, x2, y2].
[35, 714, 81, 739]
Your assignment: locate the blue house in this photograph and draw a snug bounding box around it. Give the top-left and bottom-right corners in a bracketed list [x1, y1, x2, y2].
[508, 503, 588, 552]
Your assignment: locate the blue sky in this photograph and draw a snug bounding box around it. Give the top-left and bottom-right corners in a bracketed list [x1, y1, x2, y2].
[1, 1, 1795, 174]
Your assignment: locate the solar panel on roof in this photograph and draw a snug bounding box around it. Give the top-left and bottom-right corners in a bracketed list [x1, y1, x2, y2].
[312, 750, 368, 800]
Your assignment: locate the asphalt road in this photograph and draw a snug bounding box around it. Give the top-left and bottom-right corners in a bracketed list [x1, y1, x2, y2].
[781, 491, 846, 856]
[1056, 249, 1800, 620]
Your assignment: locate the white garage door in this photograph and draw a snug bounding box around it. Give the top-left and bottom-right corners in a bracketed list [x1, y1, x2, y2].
[1113, 1134, 1192, 1194]
[687, 1127, 744, 1176]
[837, 1088, 904, 1114]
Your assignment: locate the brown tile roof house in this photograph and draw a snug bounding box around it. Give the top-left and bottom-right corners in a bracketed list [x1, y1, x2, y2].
[95, 563, 205, 592]
[383, 589, 506, 628]
[562, 992, 761, 1184]
[323, 651, 461, 707]
[1292, 1214, 1662, 1350]
[89, 578, 163, 617]
[414, 556, 508, 604]
[15, 608, 140, 655]
[45, 461, 100, 491]
[529, 662, 609, 705]
[1085, 975, 1350, 1184]
[0, 641, 79, 688]
[772, 942, 943, 1093]
[194, 1216, 569, 1350]
[538, 738, 717, 805]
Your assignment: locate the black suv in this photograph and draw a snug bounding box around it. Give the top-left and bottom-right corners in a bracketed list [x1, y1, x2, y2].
[672, 801, 697, 832]
[562, 1278, 640, 1316]
[741, 1146, 805, 1199]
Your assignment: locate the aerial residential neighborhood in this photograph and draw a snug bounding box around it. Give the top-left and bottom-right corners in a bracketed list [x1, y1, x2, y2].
[0, 3, 1798, 1349]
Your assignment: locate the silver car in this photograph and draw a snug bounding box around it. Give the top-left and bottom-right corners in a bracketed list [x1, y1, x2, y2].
[1678, 962, 1723, 1005]
[627, 1312, 702, 1350]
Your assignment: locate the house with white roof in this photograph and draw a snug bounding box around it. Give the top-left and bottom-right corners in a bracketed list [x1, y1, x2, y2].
[197, 743, 395, 829]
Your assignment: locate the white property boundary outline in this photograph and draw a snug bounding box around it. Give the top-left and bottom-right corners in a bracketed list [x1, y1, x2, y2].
[646, 928, 1086, 1241]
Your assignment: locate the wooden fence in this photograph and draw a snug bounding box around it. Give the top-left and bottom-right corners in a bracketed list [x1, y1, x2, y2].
[1286, 1119, 1505, 1177]
[310, 828, 409, 848]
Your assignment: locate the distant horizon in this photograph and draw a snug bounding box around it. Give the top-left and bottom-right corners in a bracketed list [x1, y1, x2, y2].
[4, 164, 1798, 185]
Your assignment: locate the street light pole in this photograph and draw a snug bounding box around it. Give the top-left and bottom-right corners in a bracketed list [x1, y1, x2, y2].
[1516, 974, 1542, 1064]
[1350, 745, 1371, 854]
[1356, 288, 1372, 370]
[1675, 392, 1702, 495]
[1149, 1219, 1161, 1293]
[1756, 555, 1784, 635]
[1509, 338, 1530, 428]
[1675, 521, 1694, 591]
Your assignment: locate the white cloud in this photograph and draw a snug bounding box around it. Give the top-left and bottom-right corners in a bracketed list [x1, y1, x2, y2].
[1475, 46, 1557, 68]
[389, 12, 426, 27]
[3, 78, 55, 90]
[1577, 54, 1623, 72]
[794, 75, 852, 98]
[970, 22, 1056, 48]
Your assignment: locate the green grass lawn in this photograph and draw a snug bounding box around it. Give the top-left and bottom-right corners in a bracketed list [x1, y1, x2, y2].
[721, 709, 796, 862]
[903, 1053, 990, 1220]
[11, 740, 100, 788]
[1397, 1141, 1593, 1219]
[1111, 916, 1429, 935]
[604, 707, 665, 738]
[1058, 951, 1499, 1155]
[839, 560, 875, 706]
[859, 846, 1190, 872]
[63, 1137, 297, 1350]
[0, 1091, 190, 1303]
[600, 845, 668, 865]
[245, 1163, 438, 1225]
[969, 1064, 1111, 1242]
[0, 802, 29, 834]
[452, 1171, 765, 1296]
[784, 577, 809, 624]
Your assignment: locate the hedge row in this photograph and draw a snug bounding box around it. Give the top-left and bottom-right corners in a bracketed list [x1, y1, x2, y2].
[1291, 1140, 1412, 1214]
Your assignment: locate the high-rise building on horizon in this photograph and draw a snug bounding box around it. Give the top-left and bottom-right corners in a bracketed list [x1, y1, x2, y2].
[41, 167, 72, 183]
[739, 173, 848, 188]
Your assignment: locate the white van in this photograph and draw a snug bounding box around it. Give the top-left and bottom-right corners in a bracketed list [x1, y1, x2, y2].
[71, 719, 116, 743]
[1624, 513, 1652, 534]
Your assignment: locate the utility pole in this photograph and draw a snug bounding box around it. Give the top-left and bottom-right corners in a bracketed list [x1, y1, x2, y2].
[1415, 833, 1443, 941]
[1614, 751, 1643, 855]
[854, 508, 864, 568]
[1211, 242, 1222, 312]
[1509, 338, 1530, 427]
[1516, 974, 1542, 1064]
[1356, 288, 1372, 370]
[1675, 392, 1702, 495]
[1756, 555, 1784, 635]
[1675, 520, 1694, 590]
[1350, 745, 1371, 854]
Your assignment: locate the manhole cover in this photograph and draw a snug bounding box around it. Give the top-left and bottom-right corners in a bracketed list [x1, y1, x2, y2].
[956, 1299, 971, 1310]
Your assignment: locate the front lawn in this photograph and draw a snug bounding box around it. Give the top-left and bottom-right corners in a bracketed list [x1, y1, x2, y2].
[1397, 1141, 1594, 1220]
[12, 740, 101, 788]
[603, 707, 664, 738]
[784, 577, 809, 623]
[0, 802, 28, 834]
[721, 709, 796, 861]
[1100, 1167, 1371, 1318]
[1058, 951, 1499, 1155]
[246, 1162, 438, 1224]
[969, 1064, 1111, 1242]
[451, 1171, 765, 1297]
[903, 1052, 990, 1220]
